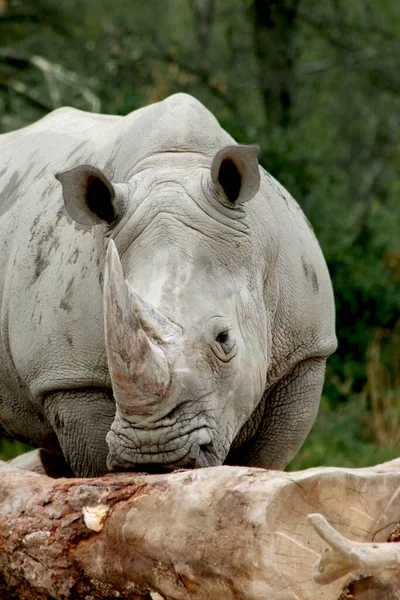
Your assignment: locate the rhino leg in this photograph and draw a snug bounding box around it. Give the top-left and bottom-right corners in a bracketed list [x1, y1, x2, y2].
[226, 358, 326, 469]
[8, 449, 73, 478]
[43, 389, 115, 477]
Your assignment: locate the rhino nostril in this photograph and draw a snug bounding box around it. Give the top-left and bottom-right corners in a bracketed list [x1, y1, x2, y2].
[196, 443, 216, 468]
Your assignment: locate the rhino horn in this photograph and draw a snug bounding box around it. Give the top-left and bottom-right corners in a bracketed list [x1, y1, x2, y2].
[104, 239, 172, 418]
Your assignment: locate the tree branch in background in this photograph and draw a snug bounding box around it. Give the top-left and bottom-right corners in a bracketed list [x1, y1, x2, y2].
[0, 0, 70, 36]
[0, 72, 52, 111]
[299, 36, 400, 75]
[0, 51, 100, 112]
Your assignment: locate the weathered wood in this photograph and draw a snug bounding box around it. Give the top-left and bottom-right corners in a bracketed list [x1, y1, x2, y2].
[0, 460, 399, 600]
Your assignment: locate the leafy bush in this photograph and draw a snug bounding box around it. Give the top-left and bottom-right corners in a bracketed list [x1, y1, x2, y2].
[288, 394, 400, 471]
[0, 439, 31, 461]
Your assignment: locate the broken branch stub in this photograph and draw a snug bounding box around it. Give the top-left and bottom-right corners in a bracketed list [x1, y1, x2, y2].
[309, 513, 400, 585]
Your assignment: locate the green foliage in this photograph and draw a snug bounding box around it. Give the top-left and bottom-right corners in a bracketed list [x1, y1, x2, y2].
[0, 438, 31, 461]
[288, 396, 400, 471]
[1, 0, 399, 468]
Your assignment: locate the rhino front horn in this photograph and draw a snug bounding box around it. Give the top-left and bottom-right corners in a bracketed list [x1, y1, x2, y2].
[104, 240, 171, 418]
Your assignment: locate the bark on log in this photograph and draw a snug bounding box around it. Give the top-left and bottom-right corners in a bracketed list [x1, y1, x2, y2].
[0, 459, 400, 600]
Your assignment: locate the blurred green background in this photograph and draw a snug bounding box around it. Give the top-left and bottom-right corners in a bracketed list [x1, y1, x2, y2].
[1, 0, 400, 469]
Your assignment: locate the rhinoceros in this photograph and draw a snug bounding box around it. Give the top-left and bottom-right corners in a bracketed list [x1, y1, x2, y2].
[0, 94, 336, 477]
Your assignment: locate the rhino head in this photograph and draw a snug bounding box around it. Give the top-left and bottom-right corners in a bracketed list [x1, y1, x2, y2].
[57, 141, 271, 471]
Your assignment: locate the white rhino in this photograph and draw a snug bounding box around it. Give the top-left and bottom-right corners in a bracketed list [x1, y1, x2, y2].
[0, 94, 336, 477]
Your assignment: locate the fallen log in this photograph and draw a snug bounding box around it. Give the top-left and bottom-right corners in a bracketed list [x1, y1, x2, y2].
[0, 459, 399, 600]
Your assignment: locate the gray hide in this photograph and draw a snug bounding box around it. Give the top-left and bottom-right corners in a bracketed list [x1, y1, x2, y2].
[0, 94, 336, 477]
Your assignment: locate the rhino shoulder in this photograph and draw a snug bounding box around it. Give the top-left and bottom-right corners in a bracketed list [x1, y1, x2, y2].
[257, 169, 337, 369]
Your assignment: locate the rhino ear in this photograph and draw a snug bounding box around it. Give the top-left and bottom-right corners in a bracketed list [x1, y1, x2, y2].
[55, 165, 122, 226]
[211, 145, 260, 205]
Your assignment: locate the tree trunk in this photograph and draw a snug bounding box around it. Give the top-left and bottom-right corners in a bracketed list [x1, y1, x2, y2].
[191, 0, 215, 66]
[0, 459, 400, 599]
[249, 0, 301, 128]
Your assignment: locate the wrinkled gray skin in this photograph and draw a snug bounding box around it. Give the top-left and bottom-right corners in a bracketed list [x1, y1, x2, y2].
[0, 94, 337, 477]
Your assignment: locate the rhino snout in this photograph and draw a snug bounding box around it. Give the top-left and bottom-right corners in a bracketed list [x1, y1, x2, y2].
[106, 415, 215, 471]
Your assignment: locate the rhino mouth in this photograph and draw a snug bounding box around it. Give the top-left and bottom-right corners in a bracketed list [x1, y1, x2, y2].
[106, 418, 217, 471]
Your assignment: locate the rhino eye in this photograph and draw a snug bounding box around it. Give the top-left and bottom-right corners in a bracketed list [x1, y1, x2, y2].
[218, 158, 242, 203]
[216, 331, 230, 345]
[212, 327, 236, 361]
[215, 330, 235, 356]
